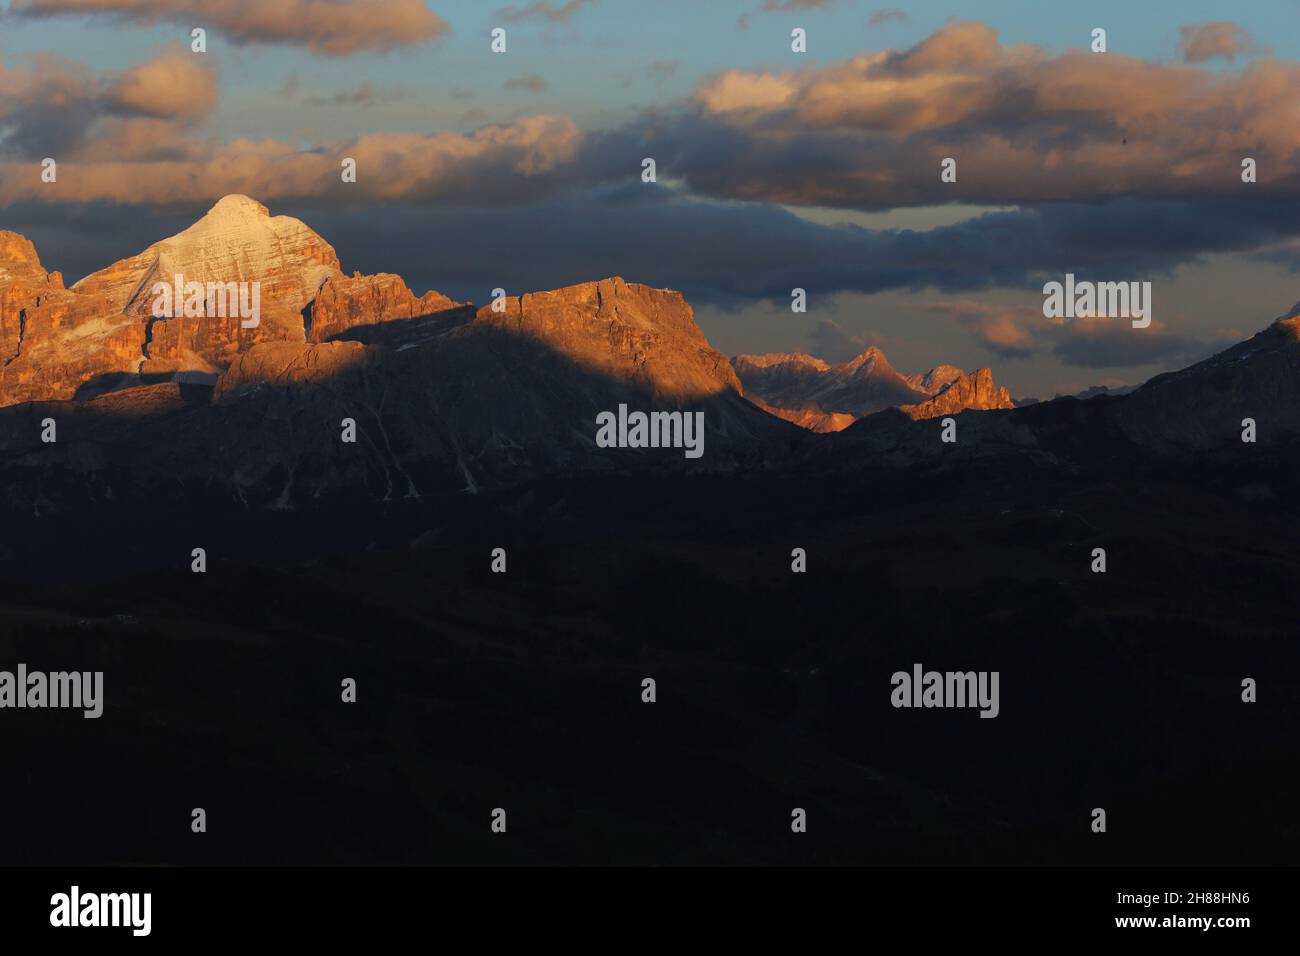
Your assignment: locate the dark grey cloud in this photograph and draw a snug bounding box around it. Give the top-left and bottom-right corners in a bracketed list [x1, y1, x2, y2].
[1048, 319, 1212, 369]
[16, 182, 1300, 317]
[0, 48, 214, 160]
[276, 191, 1300, 312]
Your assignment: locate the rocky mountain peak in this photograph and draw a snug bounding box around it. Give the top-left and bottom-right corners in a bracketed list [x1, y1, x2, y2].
[906, 364, 965, 394]
[898, 367, 1014, 420]
[733, 344, 1013, 431]
[731, 352, 830, 373]
[72, 194, 342, 315]
[475, 276, 741, 403]
[841, 345, 893, 376]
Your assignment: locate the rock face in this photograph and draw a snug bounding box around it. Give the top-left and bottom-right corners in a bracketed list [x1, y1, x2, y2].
[898, 368, 1015, 421]
[214, 341, 370, 402]
[306, 272, 462, 344]
[0, 231, 135, 405]
[732, 346, 1012, 430]
[1102, 315, 1300, 453]
[477, 277, 741, 403]
[905, 364, 965, 395]
[0, 231, 66, 373]
[747, 396, 857, 433]
[0, 195, 455, 404]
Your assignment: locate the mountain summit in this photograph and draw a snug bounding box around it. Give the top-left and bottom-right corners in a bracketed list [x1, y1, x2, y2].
[73, 194, 341, 317]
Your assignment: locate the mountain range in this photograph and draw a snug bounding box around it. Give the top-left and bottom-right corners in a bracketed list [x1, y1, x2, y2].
[2, 194, 1300, 515]
[732, 348, 1014, 432]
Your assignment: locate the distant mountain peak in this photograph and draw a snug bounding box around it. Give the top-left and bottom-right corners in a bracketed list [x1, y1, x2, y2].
[898, 367, 1014, 420]
[732, 351, 830, 373]
[733, 344, 1013, 431]
[840, 345, 892, 374]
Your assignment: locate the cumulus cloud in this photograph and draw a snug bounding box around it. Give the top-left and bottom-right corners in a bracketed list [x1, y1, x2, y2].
[10, 0, 446, 56]
[931, 298, 1211, 369]
[0, 113, 584, 205]
[1178, 22, 1267, 63]
[0, 55, 100, 157]
[930, 301, 1037, 358]
[669, 20, 1300, 208]
[0, 47, 214, 159]
[102, 47, 216, 118]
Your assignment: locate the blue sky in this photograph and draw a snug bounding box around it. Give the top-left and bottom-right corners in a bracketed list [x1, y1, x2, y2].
[9, 1, 1298, 138]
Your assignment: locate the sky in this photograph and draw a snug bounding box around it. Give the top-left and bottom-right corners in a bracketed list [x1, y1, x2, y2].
[2, 0, 1300, 398]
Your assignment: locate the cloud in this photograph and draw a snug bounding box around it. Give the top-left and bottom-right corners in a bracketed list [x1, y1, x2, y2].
[667, 20, 1300, 209]
[504, 74, 548, 94]
[930, 301, 1036, 358]
[0, 113, 585, 205]
[647, 60, 677, 80]
[10, 0, 446, 56]
[1048, 318, 1209, 369]
[238, 190, 1300, 314]
[1178, 22, 1267, 63]
[0, 55, 100, 158]
[102, 47, 216, 118]
[302, 84, 407, 107]
[932, 297, 1219, 369]
[867, 8, 908, 28]
[497, 0, 595, 24]
[0, 48, 214, 159]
